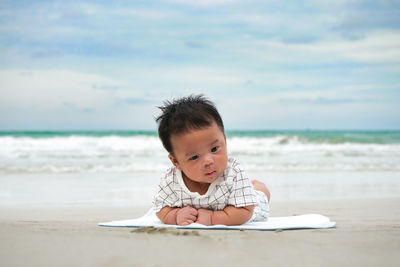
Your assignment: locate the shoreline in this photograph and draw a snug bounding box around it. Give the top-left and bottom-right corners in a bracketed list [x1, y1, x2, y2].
[1, 198, 399, 266]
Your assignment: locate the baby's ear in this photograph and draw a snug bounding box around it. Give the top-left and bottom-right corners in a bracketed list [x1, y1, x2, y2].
[168, 153, 181, 170]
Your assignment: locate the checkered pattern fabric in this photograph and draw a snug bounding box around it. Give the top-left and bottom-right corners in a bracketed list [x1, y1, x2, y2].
[153, 158, 269, 222]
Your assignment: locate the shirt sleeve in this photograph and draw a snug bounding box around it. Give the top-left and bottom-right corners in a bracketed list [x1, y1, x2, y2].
[226, 160, 258, 207]
[152, 168, 179, 212]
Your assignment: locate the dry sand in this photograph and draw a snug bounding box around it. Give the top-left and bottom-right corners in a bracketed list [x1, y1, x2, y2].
[1, 198, 399, 267]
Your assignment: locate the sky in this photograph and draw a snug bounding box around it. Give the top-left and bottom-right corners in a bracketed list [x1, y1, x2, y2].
[0, 0, 399, 130]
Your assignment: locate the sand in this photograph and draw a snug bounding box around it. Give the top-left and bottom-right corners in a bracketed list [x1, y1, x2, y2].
[1, 198, 399, 267]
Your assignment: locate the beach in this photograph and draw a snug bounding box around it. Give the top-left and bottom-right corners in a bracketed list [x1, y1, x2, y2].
[1, 131, 399, 266]
[1, 198, 399, 267]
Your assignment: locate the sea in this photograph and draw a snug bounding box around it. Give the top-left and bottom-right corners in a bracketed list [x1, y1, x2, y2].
[1, 130, 399, 207]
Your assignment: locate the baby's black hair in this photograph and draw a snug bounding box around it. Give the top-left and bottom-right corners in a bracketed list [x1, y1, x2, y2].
[155, 94, 224, 154]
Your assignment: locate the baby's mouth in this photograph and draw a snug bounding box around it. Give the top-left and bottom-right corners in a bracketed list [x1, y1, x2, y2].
[205, 171, 216, 176]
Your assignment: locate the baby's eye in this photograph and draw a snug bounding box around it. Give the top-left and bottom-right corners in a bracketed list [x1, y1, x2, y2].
[189, 155, 199, 161]
[211, 146, 219, 153]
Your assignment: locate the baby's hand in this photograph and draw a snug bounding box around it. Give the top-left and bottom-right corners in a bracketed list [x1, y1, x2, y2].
[176, 206, 198, 226]
[196, 209, 213, 225]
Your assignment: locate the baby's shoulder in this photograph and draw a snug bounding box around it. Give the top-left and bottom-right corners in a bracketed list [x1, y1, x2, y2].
[223, 157, 245, 181]
[159, 166, 177, 183]
[226, 157, 244, 173]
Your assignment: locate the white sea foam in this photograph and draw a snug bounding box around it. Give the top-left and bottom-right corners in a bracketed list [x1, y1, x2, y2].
[228, 136, 400, 171]
[0, 135, 399, 173]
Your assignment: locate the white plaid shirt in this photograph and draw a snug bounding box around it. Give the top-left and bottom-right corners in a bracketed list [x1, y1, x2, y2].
[153, 158, 269, 222]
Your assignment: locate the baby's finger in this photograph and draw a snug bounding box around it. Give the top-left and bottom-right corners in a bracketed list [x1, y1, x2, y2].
[187, 215, 197, 222]
[189, 208, 198, 216]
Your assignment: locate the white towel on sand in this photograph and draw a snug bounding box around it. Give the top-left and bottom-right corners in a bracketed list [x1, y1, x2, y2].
[98, 209, 336, 230]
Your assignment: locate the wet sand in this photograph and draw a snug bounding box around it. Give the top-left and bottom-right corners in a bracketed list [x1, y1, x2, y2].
[1, 198, 399, 267]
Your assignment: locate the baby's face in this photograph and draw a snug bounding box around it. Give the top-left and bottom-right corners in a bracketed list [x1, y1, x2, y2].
[169, 121, 228, 186]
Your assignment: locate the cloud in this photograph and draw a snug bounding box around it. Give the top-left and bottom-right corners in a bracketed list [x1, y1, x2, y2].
[117, 98, 153, 106]
[113, 7, 177, 20]
[332, 0, 400, 39]
[63, 102, 95, 112]
[0, 1, 399, 130]
[92, 84, 122, 91]
[280, 35, 318, 44]
[31, 48, 62, 58]
[231, 30, 400, 64]
[339, 31, 366, 41]
[163, 0, 241, 7]
[185, 41, 206, 49]
[3, 0, 398, 66]
[0, 69, 124, 111]
[279, 97, 354, 105]
[155, 67, 246, 85]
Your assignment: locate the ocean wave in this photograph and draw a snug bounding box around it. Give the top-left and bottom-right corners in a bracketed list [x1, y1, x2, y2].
[0, 135, 399, 173]
[0, 162, 399, 174]
[2, 130, 400, 144]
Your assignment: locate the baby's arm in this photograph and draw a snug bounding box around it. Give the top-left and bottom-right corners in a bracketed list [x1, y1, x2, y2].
[196, 205, 254, 226]
[156, 206, 198, 226]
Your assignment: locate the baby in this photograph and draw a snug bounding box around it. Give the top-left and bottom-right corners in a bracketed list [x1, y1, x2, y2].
[153, 95, 270, 226]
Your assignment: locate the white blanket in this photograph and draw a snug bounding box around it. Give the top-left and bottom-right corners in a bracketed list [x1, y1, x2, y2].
[98, 209, 336, 230]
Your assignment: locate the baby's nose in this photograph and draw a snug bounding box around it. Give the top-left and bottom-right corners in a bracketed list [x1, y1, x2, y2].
[203, 154, 214, 166]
